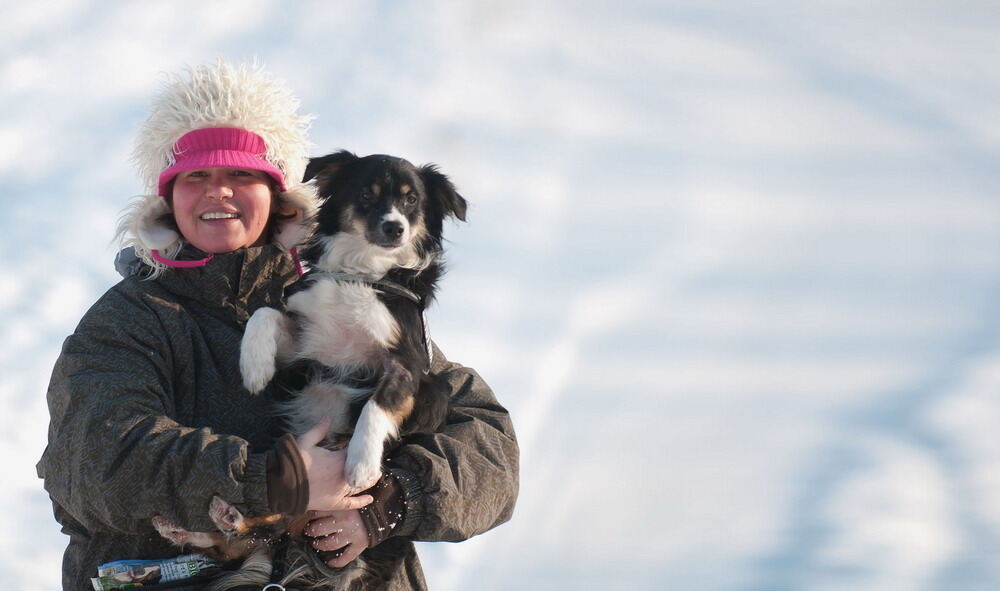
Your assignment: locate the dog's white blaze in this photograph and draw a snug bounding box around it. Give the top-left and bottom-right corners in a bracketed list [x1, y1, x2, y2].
[287, 278, 399, 367]
[283, 380, 371, 437]
[382, 208, 405, 223]
[382, 207, 411, 242]
[345, 400, 398, 489]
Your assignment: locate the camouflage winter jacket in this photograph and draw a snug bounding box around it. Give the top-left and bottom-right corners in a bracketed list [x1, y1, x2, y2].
[36, 245, 519, 590]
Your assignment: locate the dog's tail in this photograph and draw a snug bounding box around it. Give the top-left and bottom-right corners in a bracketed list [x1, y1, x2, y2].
[205, 548, 273, 591]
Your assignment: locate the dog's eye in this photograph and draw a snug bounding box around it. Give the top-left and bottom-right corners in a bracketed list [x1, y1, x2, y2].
[360, 190, 374, 202]
[404, 193, 417, 205]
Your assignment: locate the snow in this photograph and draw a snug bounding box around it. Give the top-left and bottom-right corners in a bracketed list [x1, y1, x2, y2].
[3, 0, 1000, 589]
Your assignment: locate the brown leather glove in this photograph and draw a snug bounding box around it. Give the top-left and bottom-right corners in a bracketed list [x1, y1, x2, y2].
[266, 433, 309, 516]
[358, 473, 406, 547]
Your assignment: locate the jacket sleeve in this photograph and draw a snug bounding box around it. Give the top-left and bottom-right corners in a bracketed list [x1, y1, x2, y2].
[36, 290, 270, 535]
[386, 346, 519, 542]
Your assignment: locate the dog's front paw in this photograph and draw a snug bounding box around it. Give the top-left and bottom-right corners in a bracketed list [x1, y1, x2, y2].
[240, 309, 284, 393]
[241, 363, 276, 394]
[345, 450, 382, 492]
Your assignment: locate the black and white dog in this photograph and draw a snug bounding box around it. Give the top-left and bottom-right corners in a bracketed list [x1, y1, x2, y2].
[242, 150, 465, 489]
[154, 150, 467, 589]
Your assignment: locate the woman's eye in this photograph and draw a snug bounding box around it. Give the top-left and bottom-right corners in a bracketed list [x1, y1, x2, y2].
[232, 170, 252, 177]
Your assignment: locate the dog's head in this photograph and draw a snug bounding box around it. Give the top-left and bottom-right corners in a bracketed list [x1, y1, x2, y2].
[151, 496, 290, 565]
[206, 496, 289, 562]
[301, 151, 467, 275]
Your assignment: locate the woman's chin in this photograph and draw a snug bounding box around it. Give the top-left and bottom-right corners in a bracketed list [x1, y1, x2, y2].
[188, 235, 254, 254]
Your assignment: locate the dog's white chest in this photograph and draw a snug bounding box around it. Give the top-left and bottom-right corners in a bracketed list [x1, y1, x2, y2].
[287, 279, 399, 368]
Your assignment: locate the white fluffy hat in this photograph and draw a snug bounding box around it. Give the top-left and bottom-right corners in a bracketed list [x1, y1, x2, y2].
[118, 60, 319, 274]
[133, 59, 313, 193]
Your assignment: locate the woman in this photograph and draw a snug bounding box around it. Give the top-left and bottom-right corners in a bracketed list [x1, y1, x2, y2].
[36, 61, 518, 590]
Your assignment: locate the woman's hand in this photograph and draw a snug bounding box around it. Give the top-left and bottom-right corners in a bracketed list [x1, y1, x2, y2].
[306, 509, 370, 568]
[296, 417, 373, 512]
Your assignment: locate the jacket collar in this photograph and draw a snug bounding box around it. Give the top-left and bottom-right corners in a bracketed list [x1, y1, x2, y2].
[146, 244, 297, 324]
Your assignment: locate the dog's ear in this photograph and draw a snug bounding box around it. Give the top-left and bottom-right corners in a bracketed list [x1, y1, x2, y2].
[419, 164, 467, 222]
[208, 496, 246, 535]
[303, 150, 358, 188]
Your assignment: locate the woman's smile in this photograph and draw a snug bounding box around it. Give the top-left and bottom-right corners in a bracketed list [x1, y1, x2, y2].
[171, 167, 273, 253]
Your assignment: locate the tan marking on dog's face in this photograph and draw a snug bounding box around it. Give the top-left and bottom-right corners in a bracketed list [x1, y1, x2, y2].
[399, 184, 412, 195]
[370, 183, 382, 197]
[409, 215, 427, 242]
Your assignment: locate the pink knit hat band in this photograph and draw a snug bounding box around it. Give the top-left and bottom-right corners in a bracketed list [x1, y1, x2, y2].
[156, 127, 286, 196]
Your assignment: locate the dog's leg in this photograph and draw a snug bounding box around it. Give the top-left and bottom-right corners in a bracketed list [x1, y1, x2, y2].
[345, 400, 396, 491]
[290, 381, 369, 438]
[240, 307, 295, 393]
[345, 359, 415, 491]
[204, 496, 288, 565]
[150, 499, 245, 552]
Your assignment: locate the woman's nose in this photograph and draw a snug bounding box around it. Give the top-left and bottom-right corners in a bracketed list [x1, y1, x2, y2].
[205, 180, 234, 199]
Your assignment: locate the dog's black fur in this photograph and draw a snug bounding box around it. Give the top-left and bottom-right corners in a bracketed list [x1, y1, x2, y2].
[295, 150, 468, 443]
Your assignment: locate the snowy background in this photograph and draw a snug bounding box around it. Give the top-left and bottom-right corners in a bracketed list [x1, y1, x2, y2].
[3, 0, 1000, 589]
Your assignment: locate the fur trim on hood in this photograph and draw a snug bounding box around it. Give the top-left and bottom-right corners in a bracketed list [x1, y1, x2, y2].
[116, 184, 319, 277]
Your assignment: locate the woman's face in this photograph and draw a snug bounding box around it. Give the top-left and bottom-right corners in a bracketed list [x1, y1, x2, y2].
[171, 167, 274, 253]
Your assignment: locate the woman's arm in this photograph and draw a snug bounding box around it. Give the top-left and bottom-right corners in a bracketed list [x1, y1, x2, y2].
[36, 292, 271, 535]
[385, 346, 519, 542]
[305, 347, 518, 565]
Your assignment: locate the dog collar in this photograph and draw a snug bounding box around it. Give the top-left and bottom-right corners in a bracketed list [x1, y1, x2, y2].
[313, 271, 422, 305]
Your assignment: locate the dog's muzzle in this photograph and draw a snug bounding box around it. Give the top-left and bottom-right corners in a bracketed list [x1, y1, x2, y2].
[372, 220, 406, 248]
[375, 220, 406, 247]
[382, 220, 404, 239]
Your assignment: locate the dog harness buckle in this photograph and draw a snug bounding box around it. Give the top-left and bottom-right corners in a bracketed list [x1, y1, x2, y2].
[262, 584, 285, 591]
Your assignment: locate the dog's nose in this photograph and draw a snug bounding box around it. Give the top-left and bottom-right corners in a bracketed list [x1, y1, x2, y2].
[382, 221, 405, 239]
